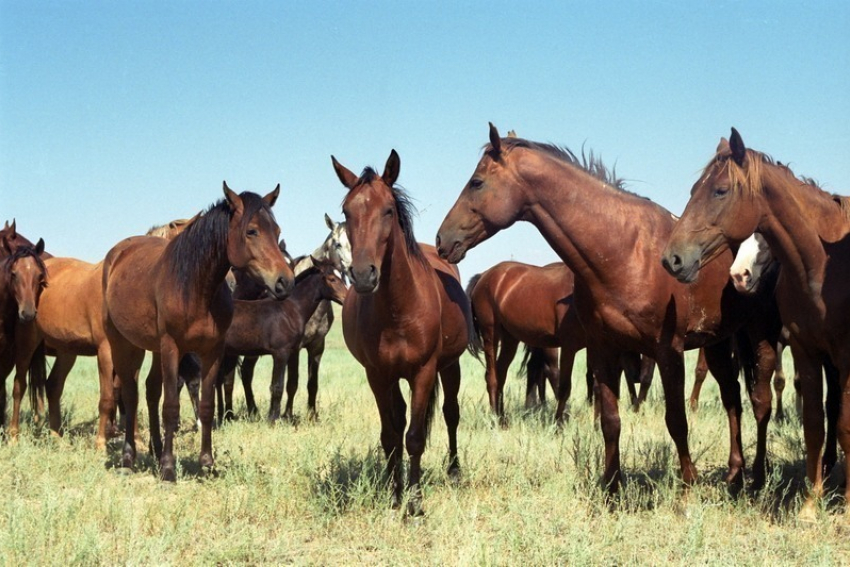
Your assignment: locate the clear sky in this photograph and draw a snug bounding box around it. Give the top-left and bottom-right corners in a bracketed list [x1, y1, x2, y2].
[2, 1, 848, 282]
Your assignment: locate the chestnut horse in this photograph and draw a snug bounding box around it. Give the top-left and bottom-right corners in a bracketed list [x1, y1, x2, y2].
[218, 257, 347, 422]
[466, 260, 654, 423]
[102, 183, 293, 480]
[0, 238, 47, 433]
[437, 124, 782, 493]
[661, 128, 850, 518]
[334, 150, 472, 515]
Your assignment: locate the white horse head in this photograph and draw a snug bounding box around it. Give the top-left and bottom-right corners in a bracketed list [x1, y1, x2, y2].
[730, 233, 773, 294]
[321, 213, 351, 278]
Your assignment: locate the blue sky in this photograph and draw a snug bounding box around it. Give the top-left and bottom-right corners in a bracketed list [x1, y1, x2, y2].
[2, 1, 848, 281]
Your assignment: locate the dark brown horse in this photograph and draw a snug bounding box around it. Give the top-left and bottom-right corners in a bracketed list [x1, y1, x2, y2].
[437, 124, 782, 493]
[661, 128, 850, 518]
[334, 150, 472, 515]
[0, 238, 47, 434]
[217, 257, 347, 422]
[102, 183, 293, 480]
[466, 260, 654, 423]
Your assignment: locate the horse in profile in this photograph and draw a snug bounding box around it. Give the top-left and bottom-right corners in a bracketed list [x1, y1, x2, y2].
[0, 238, 47, 434]
[662, 128, 850, 517]
[437, 124, 782, 493]
[333, 150, 472, 515]
[466, 260, 654, 424]
[218, 257, 347, 422]
[102, 183, 293, 480]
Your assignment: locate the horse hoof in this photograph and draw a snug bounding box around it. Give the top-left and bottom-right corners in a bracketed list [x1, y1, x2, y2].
[406, 498, 425, 517]
[799, 500, 818, 523]
[447, 466, 461, 486]
[115, 467, 134, 477]
[200, 452, 215, 469]
[160, 465, 177, 482]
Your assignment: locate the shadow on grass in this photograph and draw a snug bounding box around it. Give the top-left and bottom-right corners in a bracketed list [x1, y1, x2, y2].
[308, 445, 390, 516]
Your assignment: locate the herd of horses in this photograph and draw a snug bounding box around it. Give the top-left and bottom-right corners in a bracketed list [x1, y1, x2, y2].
[1, 124, 847, 519]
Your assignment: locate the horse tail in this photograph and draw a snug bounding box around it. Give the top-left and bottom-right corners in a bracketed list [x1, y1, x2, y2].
[464, 273, 483, 361]
[734, 329, 757, 395]
[28, 341, 47, 417]
[519, 344, 548, 392]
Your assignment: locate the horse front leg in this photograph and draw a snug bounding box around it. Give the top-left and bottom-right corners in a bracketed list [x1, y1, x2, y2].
[795, 350, 825, 521]
[368, 373, 406, 509]
[588, 345, 624, 493]
[704, 340, 745, 488]
[440, 360, 462, 480]
[268, 355, 286, 422]
[157, 342, 182, 482]
[406, 361, 439, 516]
[145, 352, 164, 462]
[240, 355, 259, 416]
[198, 346, 225, 472]
[634, 356, 656, 409]
[746, 328, 778, 491]
[306, 340, 324, 421]
[657, 348, 697, 487]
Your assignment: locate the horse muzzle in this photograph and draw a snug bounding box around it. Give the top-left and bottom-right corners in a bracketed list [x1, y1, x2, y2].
[350, 265, 379, 294]
[435, 233, 467, 264]
[661, 247, 701, 284]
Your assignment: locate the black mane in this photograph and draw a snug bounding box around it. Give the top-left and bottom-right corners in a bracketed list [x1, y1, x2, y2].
[495, 137, 641, 196]
[169, 192, 273, 299]
[2, 243, 47, 281]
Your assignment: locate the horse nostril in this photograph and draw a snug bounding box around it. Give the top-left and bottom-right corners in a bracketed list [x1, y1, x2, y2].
[435, 235, 442, 249]
[275, 276, 292, 296]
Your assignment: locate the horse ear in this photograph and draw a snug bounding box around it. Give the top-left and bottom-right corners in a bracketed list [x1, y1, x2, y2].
[35, 238, 45, 256]
[382, 149, 400, 187]
[263, 184, 281, 208]
[223, 181, 244, 214]
[324, 213, 335, 230]
[729, 127, 747, 166]
[8, 219, 16, 238]
[488, 122, 502, 159]
[716, 137, 730, 155]
[331, 156, 359, 190]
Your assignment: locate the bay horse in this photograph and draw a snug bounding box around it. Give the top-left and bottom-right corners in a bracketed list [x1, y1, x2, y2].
[219, 218, 351, 421]
[217, 257, 347, 422]
[102, 183, 293, 480]
[466, 260, 654, 424]
[334, 150, 472, 515]
[437, 124, 782, 493]
[661, 128, 850, 517]
[0, 238, 47, 433]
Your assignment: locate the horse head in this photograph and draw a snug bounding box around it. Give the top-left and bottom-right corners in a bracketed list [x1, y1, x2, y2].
[2, 237, 47, 321]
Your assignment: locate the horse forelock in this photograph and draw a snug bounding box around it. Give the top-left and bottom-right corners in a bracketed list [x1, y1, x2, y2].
[1, 244, 47, 283]
[342, 167, 426, 264]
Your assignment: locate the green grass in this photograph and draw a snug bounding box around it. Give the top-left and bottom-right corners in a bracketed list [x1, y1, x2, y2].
[2, 316, 849, 565]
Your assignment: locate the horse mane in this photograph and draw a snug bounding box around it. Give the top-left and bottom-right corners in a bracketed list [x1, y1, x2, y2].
[169, 192, 273, 299]
[492, 137, 635, 195]
[352, 167, 427, 265]
[709, 150, 847, 220]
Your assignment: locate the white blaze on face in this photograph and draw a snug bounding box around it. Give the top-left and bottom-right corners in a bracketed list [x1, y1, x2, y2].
[729, 233, 772, 294]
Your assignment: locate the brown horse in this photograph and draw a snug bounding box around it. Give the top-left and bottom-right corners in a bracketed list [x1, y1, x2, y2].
[217, 257, 347, 422]
[102, 183, 293, 480]
[0, 238, 47, 433]
[661, 128, 850, 518]
[437, 124, 782, 493]
[466, 260, 654, 423]
[334, 150, 472, 515]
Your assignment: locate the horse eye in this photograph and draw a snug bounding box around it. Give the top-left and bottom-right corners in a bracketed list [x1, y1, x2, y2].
[469, 178, 484, 189]
[384, 208, 393, 217]
[246, 228, 259, 237]
[713, 187, 729, 198]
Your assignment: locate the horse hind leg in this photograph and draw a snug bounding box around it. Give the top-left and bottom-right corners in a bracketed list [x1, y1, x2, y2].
[306, 340, 324, 421]
[494, 334, 519, 427]
[440, 360, 462, 480]
[688, 347, 709, 412]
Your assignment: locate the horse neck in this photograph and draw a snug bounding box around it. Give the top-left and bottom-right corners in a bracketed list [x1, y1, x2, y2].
[166, 216, 232, 307]
[374, 222, 428, 311]
[519, 156, 670, 287]
[758, 168, 848, 294]
[284, 272, 327, 328]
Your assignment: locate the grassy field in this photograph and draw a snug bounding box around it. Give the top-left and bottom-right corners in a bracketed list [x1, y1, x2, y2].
[2, 314, 849, 565]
